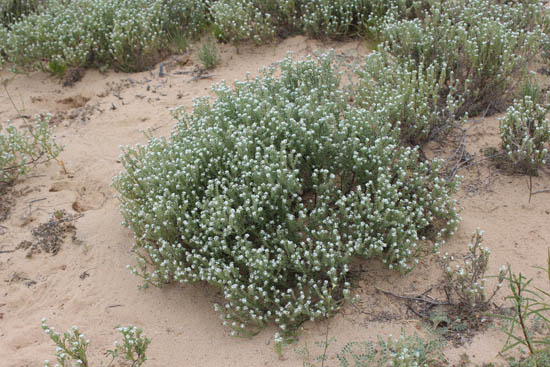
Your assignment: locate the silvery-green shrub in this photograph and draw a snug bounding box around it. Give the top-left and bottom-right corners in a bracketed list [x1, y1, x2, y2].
[113, 54, 459, 335]
[499, 95, 550, 174]
[354, 51, 463, 145]
[381, 0, 542, 116]
[210, 0, 435, 44]
[1, 0, 207, 72]
[0, 0, 43, 27]
[210, 0, 279, 44]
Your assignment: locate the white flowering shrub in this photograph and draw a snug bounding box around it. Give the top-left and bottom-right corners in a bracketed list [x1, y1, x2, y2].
[499, 95, 550, 174]
[442, 229, 505, 313]
[113, 54, 459, 335]
[1, 115, 62, 185]
[1, 0, 208, 72]
[0, 0, 43, 27]
[381, 0, 542, 116]
[210, 0, 433, 44]
[354, 51, 463, 145]
[298, 0, 376, 38]
[210, 0, 279, 44]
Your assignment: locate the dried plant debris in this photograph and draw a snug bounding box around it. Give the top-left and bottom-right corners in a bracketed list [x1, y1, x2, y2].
[0, 186, 15, 223]
[9, 271, 36, 287]
[62, 67, 85, 87]
[17, 210, 80, 257]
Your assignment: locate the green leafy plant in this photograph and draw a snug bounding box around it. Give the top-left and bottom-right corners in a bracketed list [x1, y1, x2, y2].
[1, 115, 63, 185]
[494, 253, 550, 366]
[381, 0, 542, 117]
[42, 319, 151, 367]
[198, 38, 220, 70]
[113, 53, 460, 336]
[442, 229, 506, 314]
[499, 95, 550, 175]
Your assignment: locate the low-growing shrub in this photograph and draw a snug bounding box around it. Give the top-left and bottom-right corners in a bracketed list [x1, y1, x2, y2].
[113, 54, 460, 335]
[354, 51, 463, 145]
[381, 0, 542, 117]
[499, 95, 550, 174]
[442, 228, 505, 314]
[1, 0, 208, 72]
[1, 115, 62, 185]
[336, 332, 446, 367]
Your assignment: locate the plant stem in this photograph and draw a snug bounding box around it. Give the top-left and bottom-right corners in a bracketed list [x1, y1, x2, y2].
[516, 273, 535, 355]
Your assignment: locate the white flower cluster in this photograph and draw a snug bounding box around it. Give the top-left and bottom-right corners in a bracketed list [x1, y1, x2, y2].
[354, 50, 464, 144]
[109, 325, 151, 366]
[41, 318, 90, 367]
[380, 0, 543, 116]
[1, 0, 206, 71]
[499, 95, 550, 173]
[113, 53, 459, 335]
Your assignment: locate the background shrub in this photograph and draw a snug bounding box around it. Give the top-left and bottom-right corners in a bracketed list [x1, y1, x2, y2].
[210, 0, 279, 44]
[210, 0, 435, 44]
[499, 94, 550, 174]
[113, 54, 459, 335]
[0, 0, 43, 27]
[0, 0, 208, 72]
[354, 51, 463, 145]
[381, 0, 542, 117]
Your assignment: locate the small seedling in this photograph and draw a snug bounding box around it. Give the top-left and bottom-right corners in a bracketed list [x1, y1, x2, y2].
[42, 319, 90, 367]
[42, 320, 151, 367]
[106, 325, 151, 367]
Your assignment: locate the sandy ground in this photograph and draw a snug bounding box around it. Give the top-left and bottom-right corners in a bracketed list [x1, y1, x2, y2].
[1, 36, 549, 367]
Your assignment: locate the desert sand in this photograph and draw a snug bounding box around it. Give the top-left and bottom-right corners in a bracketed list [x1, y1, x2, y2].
[1, 36, 549, 366]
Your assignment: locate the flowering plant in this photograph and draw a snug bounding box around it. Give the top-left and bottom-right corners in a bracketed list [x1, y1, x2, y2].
[114, 53, 459, 335]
